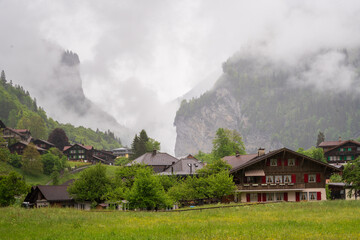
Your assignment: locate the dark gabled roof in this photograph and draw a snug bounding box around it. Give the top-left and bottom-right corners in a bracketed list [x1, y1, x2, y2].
[36, 185, 72, 201]
[163, 156, 204, 174]
[127, 151, 178, 166]
[63, 144, 93, 152]
[324, 140, 360, 153]
[33, 139, 55, 147]
[9, 141, 46, 152]
[227, 147, 341, 173]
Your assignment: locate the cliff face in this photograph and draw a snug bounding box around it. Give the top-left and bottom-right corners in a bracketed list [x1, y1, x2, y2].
[174, 49, 360, 157]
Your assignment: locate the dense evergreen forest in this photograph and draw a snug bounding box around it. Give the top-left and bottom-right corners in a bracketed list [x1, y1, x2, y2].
[176, 49, 360, 151]
[0, 70, 121, 150]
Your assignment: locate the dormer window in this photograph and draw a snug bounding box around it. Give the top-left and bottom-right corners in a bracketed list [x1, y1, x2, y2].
[270, 159, 277, 166]
[288, 158, 295, 166]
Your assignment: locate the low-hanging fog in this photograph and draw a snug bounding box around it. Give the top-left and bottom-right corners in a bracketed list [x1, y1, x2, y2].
[1, 0, 360, 153]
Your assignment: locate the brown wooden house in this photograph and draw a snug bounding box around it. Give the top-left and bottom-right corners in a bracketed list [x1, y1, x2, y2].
[9, 141, 46, 155]
[23, 185, 74, 208]
[93, 149, 117, 165]
[224, 148, 340, 203]
[126, 150, 179, 173]
[1, 127, 31, 143]
[63, 144, 94, 162]
[32, 139, 55, 150]
[319, 140, 360, 164]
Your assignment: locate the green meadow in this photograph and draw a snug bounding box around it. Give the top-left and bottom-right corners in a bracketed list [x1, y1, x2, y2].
[0, 201, 359, 240]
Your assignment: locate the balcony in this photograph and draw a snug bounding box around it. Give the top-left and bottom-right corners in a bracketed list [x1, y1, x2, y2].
[237, 183, 305, 190]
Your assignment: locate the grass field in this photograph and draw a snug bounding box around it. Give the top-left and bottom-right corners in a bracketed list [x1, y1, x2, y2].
[0, 201, 359, 239]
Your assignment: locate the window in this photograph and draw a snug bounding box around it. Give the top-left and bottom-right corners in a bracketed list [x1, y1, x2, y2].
[340, 148, 344, 152]
[348, 148, 352, 152]
[275, 176, 283, 184]
[309, 192, 316, 201]
[266, 176, 274, 184]
[276, 193, 283, 201]
[300, 192, 307, 201]
[284, 175, 291, 183]
[267, 193, 274, 201]
[347, 156, 352, 161]
[270, 159, 277, 166]
[288, 158, 295, 166]
[250, 193, 258, 202]
[308, 174, 316, 183]
[357, 147, 360, 151]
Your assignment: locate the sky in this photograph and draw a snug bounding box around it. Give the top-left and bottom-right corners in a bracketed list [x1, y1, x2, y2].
[1, 0, 360, 153]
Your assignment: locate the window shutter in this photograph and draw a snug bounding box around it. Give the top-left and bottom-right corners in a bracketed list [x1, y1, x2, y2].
[284, 159, 288, 166]
[317, 192, 321, 200]
[246, 194, 250, 202]
[296, 192, 300, 202]
[277, 158, 282, 166]
[316, 174, 321, 183]
[262, 176, 266, 184]
[352, 156, 355, 160]
[284, 192, 288, 202]
[266, 160, 270, 166]
[304, 174, 308, 183]
[262, 193, 267, 202]
[327, 156, 330, 161]
[291, 174, 296, 183]
[258, 193, 262, 202]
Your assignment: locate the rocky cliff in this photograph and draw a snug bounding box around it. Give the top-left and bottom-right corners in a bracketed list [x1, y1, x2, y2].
[174, 49, 360, 156]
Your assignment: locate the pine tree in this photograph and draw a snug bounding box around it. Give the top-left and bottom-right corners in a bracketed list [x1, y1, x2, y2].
[0, 70, 6, 85]
[317, 131, 325, 146]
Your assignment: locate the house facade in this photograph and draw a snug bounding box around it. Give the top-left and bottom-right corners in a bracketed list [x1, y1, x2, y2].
[32, 139, 55, 150]
[112, 147, 132, 158]
[225, 148, 339, 203]
[1, 127, 31, 143]
[319, 140, 360, 164]
[93, 149, 117, 165]
[9, 141, 46, 155]
[63, 144, 94, 162]
[23, 185, 74, 208]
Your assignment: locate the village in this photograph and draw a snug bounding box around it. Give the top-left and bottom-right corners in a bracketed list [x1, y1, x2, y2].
[1, 119, 359, 211]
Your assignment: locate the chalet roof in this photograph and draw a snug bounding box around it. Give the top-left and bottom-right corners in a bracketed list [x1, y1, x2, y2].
[127, 151, 178, 166]
[10, 141, 46, 152]
[318, 141, 346, 147]
[226, 148, 341, 174]
[63, 144, 93, 152]
[36, 185, 72, 201]
[92, 155, 110, 163]
[33, 139, 55, 147]
[14, 129, 30, 134]
[324, 140, 360, 153]
[5, 127, 28, 138]
[163, 156, 204, 174]
[223, 153, 258, 169]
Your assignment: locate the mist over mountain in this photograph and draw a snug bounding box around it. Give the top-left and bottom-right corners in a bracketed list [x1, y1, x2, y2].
[32, 50, 133, 146]
[174, 48, 360, 156]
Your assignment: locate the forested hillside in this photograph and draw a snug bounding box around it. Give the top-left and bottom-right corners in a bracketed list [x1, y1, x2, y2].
[0, 72, 121, 150]
[174, 49, 360, 156]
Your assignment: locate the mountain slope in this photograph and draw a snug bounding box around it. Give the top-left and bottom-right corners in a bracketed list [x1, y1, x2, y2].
[174, 49, 360, 156]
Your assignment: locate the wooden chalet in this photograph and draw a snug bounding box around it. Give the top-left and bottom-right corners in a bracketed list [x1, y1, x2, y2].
[126, 150, 179, 173]
[1, 127, 31, 143]
[32, 139, 55, 150]
[319, 139, 360, 164]
[23, 185, 74, 208]
[9, 141, 46, 155]
[63, 144, 94, 162]
[93, 149, 117, 165]
[224, 148, 340, 203]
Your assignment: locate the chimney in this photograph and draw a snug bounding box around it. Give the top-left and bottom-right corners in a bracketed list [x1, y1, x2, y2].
[235, 151, 240, 157]
[339, 136, 342, 142]
[152, 149, 157, 156]
[258, 148, 265, 157]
